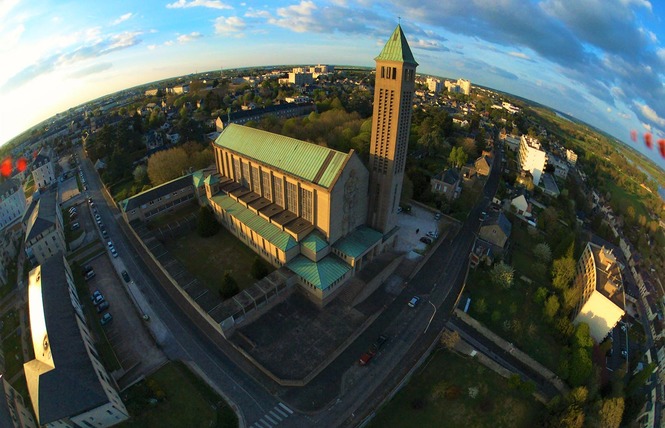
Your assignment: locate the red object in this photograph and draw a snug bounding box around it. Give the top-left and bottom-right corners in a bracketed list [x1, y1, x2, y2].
[645, 132, 653, 149]
[659, 139, 665, 158]
[0, 158, 12, 177]
[16, 157, 27, 172]
[630, 130, 638, 142]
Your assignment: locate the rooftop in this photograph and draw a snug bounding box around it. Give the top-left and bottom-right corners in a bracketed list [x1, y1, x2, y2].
[286, 254, 351, 290]
[332, 226, 383, 259]
[24, 255, 109, 424]
[375, 24, 419, 66]
[214, 124, 350, 189]
[120, 173, 193, 212]
[25, 190, 57, 242]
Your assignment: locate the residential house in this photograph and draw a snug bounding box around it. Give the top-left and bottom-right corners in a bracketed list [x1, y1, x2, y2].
[478, 212, 512, 249]
[431, 169, 461, 201]
[24, 255, 129, 427]
[511, 194, 532, 217]
[474, 155, 492, 177]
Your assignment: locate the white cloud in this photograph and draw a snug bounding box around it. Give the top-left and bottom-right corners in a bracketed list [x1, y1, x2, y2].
[166, 0, 232, 10]
[619, 0, 652, 11]
[508, 51, 530, 60]
[244, 8, 271, 18]
[0, 24, 24, 50]
[112, 12, 133, 26]
[268, 1, 318, 33]
[617, 112, 630, 119]
[607, 107, 612, 112]
[642, 122, 652, 132]
[0, 0, 20, 21]
[636, 103, 665, 127]
[147, 44, 157, 50]
[164, 40, 174, 46]
[177, 32, 203, 43]
[214, 16, 246, 35]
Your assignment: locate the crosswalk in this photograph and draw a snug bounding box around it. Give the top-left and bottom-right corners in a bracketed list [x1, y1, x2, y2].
[250, 403, 294, 428]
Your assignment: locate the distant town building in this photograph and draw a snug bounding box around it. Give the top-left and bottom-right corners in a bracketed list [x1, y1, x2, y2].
[144, 88, 159, 96]
[573, 242, 625, 342]
[214, 102, 316, 132]
[24, 255, 129, 427]
[445, 78, 471, 95]
[547, 155, 569, 179]
[566, 148, 578, 166]
[167, 84, 189, 94]
[292, 64, 333, 78]
[287, 72, 314, 86]
[0, 178, 26, 231]
[518, 135, 547, 185]
[31, 148, 55, 190]
[23, 191, 65, 266]
[0, 374, 37, 428]
[426, 77, 442, 93]
[503, 134, 521, 152]
[501, 102, 520, 114]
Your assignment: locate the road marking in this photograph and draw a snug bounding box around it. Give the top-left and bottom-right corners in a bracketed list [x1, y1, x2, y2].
[279, 403, 293, 414]
[269, 410, 282, 421]
[274, 407, 288, 418]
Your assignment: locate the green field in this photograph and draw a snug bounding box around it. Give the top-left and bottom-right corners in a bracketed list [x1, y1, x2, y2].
[370, 349, 544, 428]
[120, 361, 237, 428]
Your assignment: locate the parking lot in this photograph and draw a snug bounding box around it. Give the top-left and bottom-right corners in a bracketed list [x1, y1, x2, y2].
[84, 253, 166, 388]
[395, 202, 454, 253]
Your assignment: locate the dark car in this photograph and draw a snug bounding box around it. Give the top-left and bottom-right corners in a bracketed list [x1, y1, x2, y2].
[96, 301, 109, 313]
[419, 236, 432, 244]
[121, 270, 130, 283]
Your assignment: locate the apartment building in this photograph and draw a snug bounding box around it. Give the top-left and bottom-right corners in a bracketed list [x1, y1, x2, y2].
[518, 135, 547, 185]
[31, 148, 55, 190]
[24, 255, 129, 427]
[0, 178, 27, 230]
[23, 191, 65, 266]
[0, 375, 36, 428]
[573, 242, 626, 342]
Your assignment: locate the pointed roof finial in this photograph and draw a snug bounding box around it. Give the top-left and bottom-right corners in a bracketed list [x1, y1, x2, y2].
[398, 16, 401, 25]
[375, 24, 418, 66]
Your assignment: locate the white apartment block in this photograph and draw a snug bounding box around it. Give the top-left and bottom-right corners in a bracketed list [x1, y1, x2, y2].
[288, 72, 314, 86]
[501, 102, 520, 114]
[426, 77, 442, 93]
[566, 148, 578, 166]
[23, 191, 65, 266]
[292, 64, 333, 78]
[0, 178, 26, 230]
[518, 135, 547, 185]
[445, 78, 471, 95]
[24, 255, 129, 427]
[31, 148, 55, 190]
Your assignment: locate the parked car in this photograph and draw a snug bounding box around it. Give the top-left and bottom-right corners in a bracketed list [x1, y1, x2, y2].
[121, 270, 130, 283]
[426, 231, 438, 239]
[479, 211, 487, 221]
[93, 294, 105, 306]
[359, 335, 388, 366]
[110, 247, 118, 258]
[84, 270, 96, 280]
[91, 290, 102, 302]
[70, 222, 80, 231]
[408, 296, 421, 308]
[68, 207, 77, 214]
[419, 236, 432, 244]
[434, 212, 442, 220]
[100, 312, 113, 325]
[96, 301, 109, 313]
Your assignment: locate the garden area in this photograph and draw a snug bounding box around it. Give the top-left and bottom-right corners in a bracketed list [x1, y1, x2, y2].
[120, 361, 237, 428]
[162, 224, 273, 295]
[369, 348, 544, 428]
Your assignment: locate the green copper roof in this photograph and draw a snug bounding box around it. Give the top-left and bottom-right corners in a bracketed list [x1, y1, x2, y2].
[192, 170, 206, 188]
[287, 254, 351, 290]
[204, 174, 220, 185]
[214, 124, 349, 189]
[211, 194, 298, 251]
[332, 226, 383, 259]
[375, 24, 418, 66]
[301, 230, 329, 254]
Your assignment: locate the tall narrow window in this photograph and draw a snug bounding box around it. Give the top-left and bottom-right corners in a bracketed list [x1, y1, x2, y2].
[251, 167, 260, 193]
[286, 181, 298, 213]
[233, 158, 241, 183]
[241, 162, 250, 188]
[300, 188, 313, 222]
[261, 171, 272, 201]
[274, 177, 284, 207]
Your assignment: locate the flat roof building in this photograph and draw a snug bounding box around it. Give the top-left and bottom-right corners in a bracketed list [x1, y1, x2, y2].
[518, 135, 547, 186]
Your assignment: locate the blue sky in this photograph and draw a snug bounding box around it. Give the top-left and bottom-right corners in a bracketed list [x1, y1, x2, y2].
[2, 0, 665, 170]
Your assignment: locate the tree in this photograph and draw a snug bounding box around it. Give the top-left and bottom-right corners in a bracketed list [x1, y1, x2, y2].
[441, 330, 460, 349]
[147, 147, 190, 185]
[490, 261, 514, 289]
[133, 165, 148, 185]
[533, 243, 552, 263]
[572, 323, 593, 349]
[448, 146, 468, 169]
[197, 206, 219, 238]
[543, 295, 560, 320]
[596, 397, 624, 428]
[220, 272, 239, 299]
[552, 257, 576, 290]
[250, 257, 270, 279]
[568, 347, 593, 387]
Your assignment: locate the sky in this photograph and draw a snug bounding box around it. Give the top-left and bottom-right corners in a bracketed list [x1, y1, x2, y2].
[2, 0, 665, 171]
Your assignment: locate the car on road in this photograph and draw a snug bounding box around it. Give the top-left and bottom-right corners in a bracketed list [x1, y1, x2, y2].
[408, 296, 421, 308]
[121, 270, 130, 283]
[110, 247, 118, 258]
[479, 211, 487, 221]
[621, 349, 628, 357]
[359, 335, 388, 365]
[419, 236, 432, 244]
[95, 214, 101, 221]
[100, 312, 113, 325]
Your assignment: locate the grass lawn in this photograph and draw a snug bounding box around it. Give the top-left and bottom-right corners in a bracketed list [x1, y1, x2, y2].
[604, 180, 648, 219]
[369, 349, 544, 428]
[147, 203, 198, 230]
[163, 227, 271, 292]
[120, 361, 237, 428]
